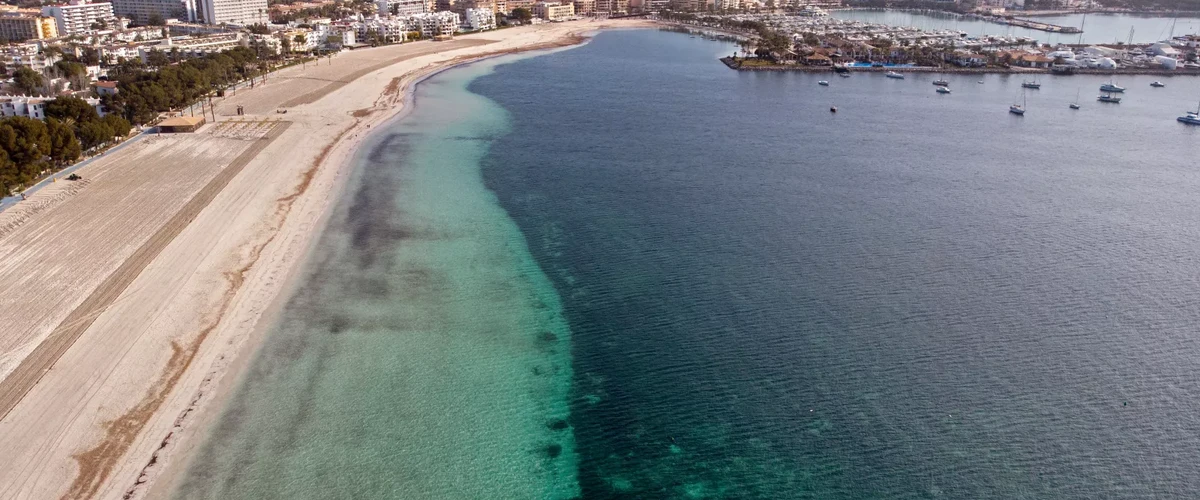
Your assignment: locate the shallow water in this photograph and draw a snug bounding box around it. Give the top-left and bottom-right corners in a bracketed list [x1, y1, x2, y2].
[175, 57, 578, 499]
[179, 29, 1200, 499]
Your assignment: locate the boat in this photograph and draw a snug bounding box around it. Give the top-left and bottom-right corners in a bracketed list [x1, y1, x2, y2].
[1021, 80, 1041, 89]
[932, 79, 949, 86]
[830, 106, 837, 113]
[1069, 88, 1081, 109]
[1100, 81, 1125, 93]
[1151, 81, 1165, 88]
[885, 71, 904, 79]
[1010, 89, 1026, 115]
[838, 72, 851, 78]
[1097, 94, 1121, 103]
[936, 87, 951, 94]
[1178, 99, 1200, 125]
[1069, 103, 1081, 109]
[818, 81, 829, 86]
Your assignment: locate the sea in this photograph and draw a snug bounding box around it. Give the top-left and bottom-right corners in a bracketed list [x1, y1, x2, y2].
[831, 9, 1200, 45]
[176, 29, 1200, 499]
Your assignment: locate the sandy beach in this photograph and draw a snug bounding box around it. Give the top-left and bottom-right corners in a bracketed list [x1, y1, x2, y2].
[0, 18, 652, 500]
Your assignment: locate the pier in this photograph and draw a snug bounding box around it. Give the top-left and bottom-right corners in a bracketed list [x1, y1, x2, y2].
[970, 14, 1083, 34]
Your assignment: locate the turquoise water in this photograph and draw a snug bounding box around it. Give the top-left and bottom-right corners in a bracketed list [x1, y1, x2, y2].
[175, 56, 578, 498]
[179, 29, 1200, 499]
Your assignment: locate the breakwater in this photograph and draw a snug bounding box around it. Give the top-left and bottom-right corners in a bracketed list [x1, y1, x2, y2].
[719, 58, 1200, 76]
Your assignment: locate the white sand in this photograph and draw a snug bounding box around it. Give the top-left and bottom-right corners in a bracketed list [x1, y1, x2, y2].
[0, 19, 652, 500]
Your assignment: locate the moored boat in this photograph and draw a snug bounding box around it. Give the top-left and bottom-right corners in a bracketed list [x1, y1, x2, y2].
[1022, 80, 1041, 89]
[933, 79, 949, 86]
[818, 80, 829, 86]
[1100, 81, 1125, 93]
[936, 87, 951, 94]
[1151, 81, 1165, 88]
[1097, 94, 1121, 103]
[885, 71, 904, 79]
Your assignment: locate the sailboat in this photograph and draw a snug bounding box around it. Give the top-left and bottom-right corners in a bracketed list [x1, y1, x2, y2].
[1070, 88, 1081, 109]
[1010, 89, 1026, 115]
[1178, 98, 1200, 125]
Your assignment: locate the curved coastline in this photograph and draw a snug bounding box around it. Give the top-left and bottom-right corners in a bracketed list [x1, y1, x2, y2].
[145, 22, 652, 500]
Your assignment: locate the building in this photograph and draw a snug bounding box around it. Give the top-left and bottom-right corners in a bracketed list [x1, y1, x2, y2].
[531, 1, 572, 20]
[42, 2, 117, 36]
[0, 96, 106, 120]
[0, 13, 59, 42]
[5, 52, 62, 72]
[94, 80, 119, 95]
[593, 0, 625, 14]
[198, 0, 267, 25]
[572, 0, 594, 15]
[111, 0, 197, 24]
[139, 32, 243, 61]
[157, 115, 205, 132]
[166, 19, 231, 35]
[377, 0, 427, 15]
[462, 8, 494, 30]
[409, 11, 458, 37]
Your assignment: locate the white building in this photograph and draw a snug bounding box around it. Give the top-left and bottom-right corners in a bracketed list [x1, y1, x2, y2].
[462, 8, 493, 31]
[139, 32, 243, 61]
[377, 0, 427, 16]
[198, 0, 267, 26]
[0, 95, 106, 120]
[111, 0, 197, 24]
[400, 11, 457, 38]
[41, 2, 117, 36]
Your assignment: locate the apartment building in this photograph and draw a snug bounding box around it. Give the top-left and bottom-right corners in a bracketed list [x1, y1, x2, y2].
[0, 96, 106, 119]
[377, 0, 427, 16]
[198, 0, 268, 26]
[111, 0, 196, 24]
[531, 1, 572, 20]
[0, 12, 59, 42]
[572, 0, 594, 14]
[593, 0, 626, 14]
[462, 7, 494, 30]
[42, 2, 117, 36]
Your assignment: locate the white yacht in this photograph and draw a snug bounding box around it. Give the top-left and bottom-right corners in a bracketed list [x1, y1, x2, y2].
[885, 71, 904, 79]
[1100, 81, 1125, 93]
[818, 81, 829, 86]
[1177, 111, 1200, 125]
[1010, 89, 1027, 115]
[1179, 100, 1200, 125]
[936, 86, 951, 94]
[1151, 81, 1165, 88]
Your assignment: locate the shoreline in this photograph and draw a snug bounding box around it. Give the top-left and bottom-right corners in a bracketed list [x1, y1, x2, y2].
[719, 58, 1200, 76]
[137, 20, 647, 500]
[0, 19, 654, 500]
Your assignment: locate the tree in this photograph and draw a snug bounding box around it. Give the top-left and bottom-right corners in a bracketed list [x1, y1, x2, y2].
[511, 7, 533, 22]
[103, 114, 131, 138]
[45, 96, 101, 124]
[148, 13, 165, 26]
[12, 67, 43, 95]
[247, 23, 270, 34]
[45, 119, 82, 164]
[0, 117, 52, 170]
[76, 120, 113, 150]
[146, 50, 170, 68]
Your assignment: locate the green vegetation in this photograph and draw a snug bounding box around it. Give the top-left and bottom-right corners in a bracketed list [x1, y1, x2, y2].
[510, 7, 533, 22]
[104, 46, 262, 125]
[0, 116, 83, 195]
[13, 67, 44, 95]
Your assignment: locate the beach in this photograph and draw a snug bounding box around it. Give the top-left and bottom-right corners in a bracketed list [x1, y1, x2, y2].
[0, 18, 651, 500]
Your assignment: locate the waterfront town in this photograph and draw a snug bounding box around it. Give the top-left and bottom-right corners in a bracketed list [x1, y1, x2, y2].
[0, 0, 1196, 191]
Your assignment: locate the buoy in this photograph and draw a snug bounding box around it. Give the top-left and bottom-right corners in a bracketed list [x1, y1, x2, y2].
[830, 106, 837, 113]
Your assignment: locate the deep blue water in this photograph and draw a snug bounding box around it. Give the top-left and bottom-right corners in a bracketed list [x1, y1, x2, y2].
[472, 29, 1200, 498]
